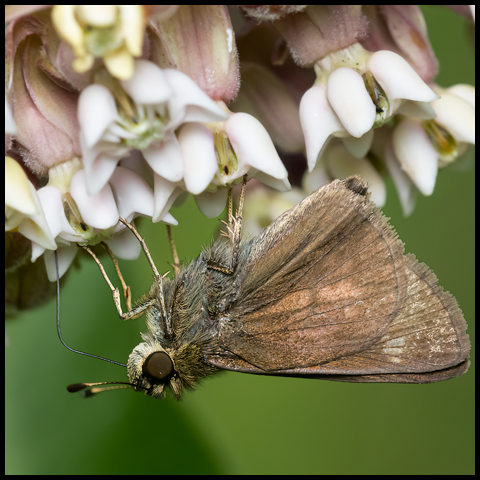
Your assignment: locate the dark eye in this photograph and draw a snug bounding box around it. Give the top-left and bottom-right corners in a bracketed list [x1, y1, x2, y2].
[143, 352, 174, 383]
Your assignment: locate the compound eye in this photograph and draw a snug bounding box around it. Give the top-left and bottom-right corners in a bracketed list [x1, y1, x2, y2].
[143, 352, 173, 383]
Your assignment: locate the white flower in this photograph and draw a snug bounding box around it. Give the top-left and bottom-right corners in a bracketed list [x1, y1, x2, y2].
[383, 132, 417, 217]
[78, 59, 228, 196]
[52, 5, 146, 79]
[430, 84, 475, 155]
[31, 158, 176, 280]
[391, 83, 475, 196]
[300, 46, 439, 171]
[392, 119, 438, 196]
[5, 156, 56, 250]
[175, 112, 291, 217]
[303, 141, 386, 207]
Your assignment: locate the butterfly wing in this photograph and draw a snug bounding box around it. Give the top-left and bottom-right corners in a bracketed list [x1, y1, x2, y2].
[207, 177, 409, 371]
[207, 253, 470, 382]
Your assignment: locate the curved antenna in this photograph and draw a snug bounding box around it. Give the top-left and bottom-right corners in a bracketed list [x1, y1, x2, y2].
[55, 250, 127, 368]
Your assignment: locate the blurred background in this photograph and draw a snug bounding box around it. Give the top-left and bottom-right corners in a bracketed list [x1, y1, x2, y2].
[5, 6, 475, 475]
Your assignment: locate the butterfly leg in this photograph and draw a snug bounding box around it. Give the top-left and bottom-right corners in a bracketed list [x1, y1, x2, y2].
[117, 218, 170, 323]
[81, 245, 154, 320]
[208, 175, 247, 275]
[230, 174, 247, 272]
[100, 241, 132, 311]
[118, 217, 159, 277]
[166, 225, 182, 276]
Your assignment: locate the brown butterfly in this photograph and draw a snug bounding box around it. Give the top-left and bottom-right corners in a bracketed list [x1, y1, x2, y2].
[66, 176, 470, 399]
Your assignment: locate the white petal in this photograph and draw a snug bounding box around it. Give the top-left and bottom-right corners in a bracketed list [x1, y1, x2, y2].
[13, 183, 58, 251]
[109, 166, 154, 221]
[161, 212, 178, 225]
[396, 100, 436, 119]
[342, 129, 374, 158]
[392, 120, 438, 196]
[6, 184, 55, 252]
[119, 149, 154, 183]
[172, 191, 188, 208]
[44, 245, 78, 281]
[178, 123, 217, 195]
[142, 134, 184, 182]
[368, 51, 438, 110]
[226, 113, 288, 180]
[36, 186, 77, 241]
[105, 226, 141, 260]
[70, 170, 119, 229]
[78, 85, 119, 148]
[119, 6, 145, 56]
[81, 136, 125, 195]
[8, 204, 57, 255]
[77, 5, 116, 26]
[194, 189, 228, 218]
[300, 84, 346, 171]
[431, 91, 475, 145]
[4, 208, 22, 232]
[447, 84, 475, 107]
[252, 171, 291, 191]
[152, 174, 182, 223]
[163, 69, 228, 125]
[5, 157, 37, 216]
[302, 162, 331, 195]
[325, 144, 386, 206]
[31, 242, 47, 263]
[384, 138, 417, 216]
[327, 68, 376, 138]
[121, 59, 173, 105]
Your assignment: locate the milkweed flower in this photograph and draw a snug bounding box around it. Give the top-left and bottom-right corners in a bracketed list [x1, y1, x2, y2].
[146, 108, 292, 220]
[5, 16, 178, 280]
[237, 4, 474, 215]
[4, 4, 475, 299]
[32, 158, 172, 280]
[51, 5, 146, 80]
[280, 6, 439, 170]
[78, 59, 229, 196]
[182, 111, 291, 217]
[146, 5, 291, 218]
[391, 83, 475, 197]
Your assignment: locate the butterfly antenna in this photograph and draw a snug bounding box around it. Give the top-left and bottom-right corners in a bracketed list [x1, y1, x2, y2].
[66, 381, 148, 398]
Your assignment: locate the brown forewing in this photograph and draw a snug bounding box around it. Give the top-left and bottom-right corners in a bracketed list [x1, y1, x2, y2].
[207, 245, 470, 383]
[210, 177, 408, 371]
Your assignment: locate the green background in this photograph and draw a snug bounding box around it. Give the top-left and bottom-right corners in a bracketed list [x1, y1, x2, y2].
[5, 7, 475, 475]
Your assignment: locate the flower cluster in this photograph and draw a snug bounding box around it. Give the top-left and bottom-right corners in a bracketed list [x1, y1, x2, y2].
[5, 5, 475, 300]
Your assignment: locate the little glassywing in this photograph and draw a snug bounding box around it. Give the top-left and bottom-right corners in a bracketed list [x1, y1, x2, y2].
[66, 176, 470, 399]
